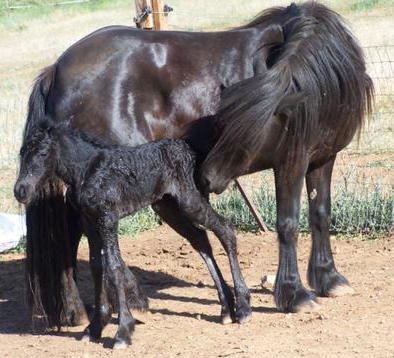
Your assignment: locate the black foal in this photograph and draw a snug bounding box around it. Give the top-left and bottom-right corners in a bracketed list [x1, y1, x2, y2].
[14, 120, 251, 348]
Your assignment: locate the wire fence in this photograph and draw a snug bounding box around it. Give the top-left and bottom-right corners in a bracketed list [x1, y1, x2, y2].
[0, 0, 393, 234]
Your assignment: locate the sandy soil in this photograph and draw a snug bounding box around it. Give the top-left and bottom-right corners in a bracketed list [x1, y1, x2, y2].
[1, 226, 393, 358]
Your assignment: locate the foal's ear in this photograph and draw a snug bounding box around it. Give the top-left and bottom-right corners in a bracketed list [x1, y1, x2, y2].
[38, 117, 66, 136]
[38, 117, 56, 133]
[275, 91, 308, 118]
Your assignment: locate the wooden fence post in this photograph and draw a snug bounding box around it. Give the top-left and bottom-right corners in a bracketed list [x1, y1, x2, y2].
[151, 0, 167, 30]
[134, 0, 154, 29]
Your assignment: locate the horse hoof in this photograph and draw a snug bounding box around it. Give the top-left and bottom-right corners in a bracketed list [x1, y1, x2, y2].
[80, 334, 90, 342]
[328, 284, 355, 297]
[235, 303, 252, 324]
[295, 298, 321, 313]
[221, 313, 233, 325]
[236, 311, 252, 324]
[113, 340, 129, 349]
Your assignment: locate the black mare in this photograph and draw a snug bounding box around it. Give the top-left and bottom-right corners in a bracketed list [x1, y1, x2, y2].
[18, 2, 373, 328]
[14, 121, 254, 347]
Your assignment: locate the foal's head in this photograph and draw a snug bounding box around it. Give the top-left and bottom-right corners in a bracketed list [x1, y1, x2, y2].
[14, 120, 58, 204]
[200, 79, 306, 195]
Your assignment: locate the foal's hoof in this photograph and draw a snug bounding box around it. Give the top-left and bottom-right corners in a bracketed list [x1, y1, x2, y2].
[328, 283, 355, 297]
[113, 340, 130, 350]
[235, 300, 252, 324]
[81, 325, 101, 342]
[80, 334, 90, 343]
[221, 313, 233, 325]
[220, 307, 235, 325]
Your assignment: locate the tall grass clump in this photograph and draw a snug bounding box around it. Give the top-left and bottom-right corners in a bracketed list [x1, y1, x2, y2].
[212, 172, 393, 236]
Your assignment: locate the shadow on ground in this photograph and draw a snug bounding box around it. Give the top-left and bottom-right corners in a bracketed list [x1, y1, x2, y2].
[0, 256, 274, 334]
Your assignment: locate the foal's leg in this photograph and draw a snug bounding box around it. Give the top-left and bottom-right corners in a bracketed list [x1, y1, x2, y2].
[61, 202, 88, 326]
[82, 224, 112, 341]
[175, 193, 251, 323]
[273, 161, 318, 312]
[306, 156, 354, 297]
[152, 196, 236, 324]
[100, 215, 136, 349]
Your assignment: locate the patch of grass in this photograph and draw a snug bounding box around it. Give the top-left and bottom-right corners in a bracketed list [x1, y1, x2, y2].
[0, 0, 125, 28]
[118, 207, 160, 236]
[350, 0, 393, 11]
[212, 174, 394, 236]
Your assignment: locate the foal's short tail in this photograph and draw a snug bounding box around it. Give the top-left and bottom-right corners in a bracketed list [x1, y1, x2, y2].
[21, 65, 76, 329]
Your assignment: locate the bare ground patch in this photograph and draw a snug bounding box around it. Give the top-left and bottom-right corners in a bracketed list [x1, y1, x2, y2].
[1, 226, 393, 357]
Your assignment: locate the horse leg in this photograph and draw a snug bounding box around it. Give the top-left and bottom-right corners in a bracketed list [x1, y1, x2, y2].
[174, 193, 251, 323]
[82, 224, 112, 341]
[306, 156, 354, 297]
[274, 161, 318, 312]
[152, 196, 236, 324]
[61, 201, 88, 326]
[99, 215, 136, 349]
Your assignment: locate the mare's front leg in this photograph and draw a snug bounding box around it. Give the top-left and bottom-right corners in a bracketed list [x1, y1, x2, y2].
[175, 194, 251, 323]
[306, 156, 354, 297]
[152, 196, 236, 324]
[274, 160, 318, 312]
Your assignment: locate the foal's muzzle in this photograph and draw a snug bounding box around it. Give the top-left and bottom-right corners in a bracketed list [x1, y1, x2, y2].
[14, 182, 32, 204]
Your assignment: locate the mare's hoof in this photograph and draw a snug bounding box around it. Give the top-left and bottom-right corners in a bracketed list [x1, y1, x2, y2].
[275, 283, 319, 313]
[291, 289, 319, 313]
[113, 340, 130, 349]
[328, 283, 355, 297]
[294, 297, 320, 313]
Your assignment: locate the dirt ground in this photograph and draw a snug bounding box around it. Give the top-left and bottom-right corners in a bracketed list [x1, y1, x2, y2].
[1, 226, 393, 358]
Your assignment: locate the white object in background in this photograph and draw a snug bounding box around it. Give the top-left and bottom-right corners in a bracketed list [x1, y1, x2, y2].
[0, 213, 26, 252]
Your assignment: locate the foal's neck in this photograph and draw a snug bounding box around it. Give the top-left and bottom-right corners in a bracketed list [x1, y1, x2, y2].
[56, 132, 103, 187]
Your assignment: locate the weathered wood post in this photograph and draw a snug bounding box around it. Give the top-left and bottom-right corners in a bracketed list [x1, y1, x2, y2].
[151, 0, 167, 30]
[134, 0, 154, 29]
[135, 0, 172, 30]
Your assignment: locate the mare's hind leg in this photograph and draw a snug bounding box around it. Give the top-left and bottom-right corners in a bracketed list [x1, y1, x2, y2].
[174, 193, 251, 323]
[306, 156, 353, 297]
[152, 196, 236, 324]
[273, 161, 318, 313]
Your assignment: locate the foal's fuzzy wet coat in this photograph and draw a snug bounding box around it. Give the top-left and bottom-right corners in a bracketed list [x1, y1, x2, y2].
[14, 122, 251, 348]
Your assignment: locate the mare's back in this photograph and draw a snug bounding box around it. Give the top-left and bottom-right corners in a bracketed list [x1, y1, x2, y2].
[47, 26, 260, 146]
